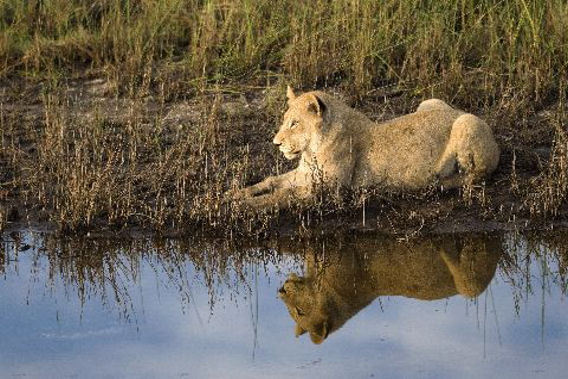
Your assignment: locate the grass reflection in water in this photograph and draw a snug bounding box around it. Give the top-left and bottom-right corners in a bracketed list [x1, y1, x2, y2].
[1, 230, 567, 377]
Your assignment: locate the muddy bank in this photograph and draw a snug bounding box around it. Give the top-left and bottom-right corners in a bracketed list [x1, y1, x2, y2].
[0, 78, 567, 238]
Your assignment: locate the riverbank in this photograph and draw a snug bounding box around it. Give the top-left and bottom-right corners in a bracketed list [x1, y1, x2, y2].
[1, 0, 567, 237]
[1, 76, 566, 238]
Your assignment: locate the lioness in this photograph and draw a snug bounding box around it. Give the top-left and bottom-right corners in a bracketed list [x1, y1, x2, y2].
[232, 87, 499, 208]
[278, 235, 501, 344]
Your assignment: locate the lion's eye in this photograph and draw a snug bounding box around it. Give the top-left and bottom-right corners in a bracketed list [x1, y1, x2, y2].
[290, 121, 299, 129]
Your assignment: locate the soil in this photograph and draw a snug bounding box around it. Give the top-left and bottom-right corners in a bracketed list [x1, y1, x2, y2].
[1, 77, 566, 239]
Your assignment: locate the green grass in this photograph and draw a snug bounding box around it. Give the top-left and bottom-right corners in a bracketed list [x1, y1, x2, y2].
[1, 0, 567, 234]
[2, 0, 567, 96]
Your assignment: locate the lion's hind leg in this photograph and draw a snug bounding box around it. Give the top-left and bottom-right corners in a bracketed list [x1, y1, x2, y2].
[416, 99, 453, 112]
[435, 114, 499, 188]
[439, 238, 501, 298]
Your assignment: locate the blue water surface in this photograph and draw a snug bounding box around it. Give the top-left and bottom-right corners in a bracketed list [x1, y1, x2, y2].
[1, 231, 567, 379]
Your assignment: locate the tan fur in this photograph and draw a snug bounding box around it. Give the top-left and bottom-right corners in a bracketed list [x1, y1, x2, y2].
[277, 235, 502, 344]
[231, 87, 500, 208]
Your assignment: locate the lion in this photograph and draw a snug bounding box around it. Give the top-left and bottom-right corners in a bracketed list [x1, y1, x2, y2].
[231, 86, 500, 208]
[277, 235, 502, 344]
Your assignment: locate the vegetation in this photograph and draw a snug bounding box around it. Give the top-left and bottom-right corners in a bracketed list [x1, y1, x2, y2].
[0, 0, 567, 234]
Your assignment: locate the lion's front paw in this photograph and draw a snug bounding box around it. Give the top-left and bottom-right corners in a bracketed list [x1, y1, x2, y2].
[227, 182, 275, 200]
[224, 189, 278, 210]
[224, 185, 266, 206]
[224, 187, 250, 203]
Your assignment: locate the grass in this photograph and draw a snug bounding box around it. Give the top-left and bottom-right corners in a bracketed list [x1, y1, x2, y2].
[0, 0, 567, 234]
[2, 0, 566, 95]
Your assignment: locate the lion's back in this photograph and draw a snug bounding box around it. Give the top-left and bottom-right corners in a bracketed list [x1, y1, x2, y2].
[352, 109, 463, 188]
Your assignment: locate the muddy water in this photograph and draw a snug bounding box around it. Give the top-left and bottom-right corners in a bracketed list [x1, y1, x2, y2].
[1, 231, 567, 378]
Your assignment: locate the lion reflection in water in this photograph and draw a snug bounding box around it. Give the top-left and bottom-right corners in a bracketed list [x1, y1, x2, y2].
[278, 235, 501, 344]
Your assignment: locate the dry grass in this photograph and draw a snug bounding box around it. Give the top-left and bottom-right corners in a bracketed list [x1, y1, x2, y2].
[1, 0, 567, 234]
[1, 84, 282, 234]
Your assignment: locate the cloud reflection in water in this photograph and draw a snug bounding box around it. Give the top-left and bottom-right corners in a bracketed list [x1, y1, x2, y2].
[0, 231, 567, 378]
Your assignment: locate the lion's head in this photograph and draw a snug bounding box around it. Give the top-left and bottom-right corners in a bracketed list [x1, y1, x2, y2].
[272, 86, 327, 160]
[278, 272, 332, 344]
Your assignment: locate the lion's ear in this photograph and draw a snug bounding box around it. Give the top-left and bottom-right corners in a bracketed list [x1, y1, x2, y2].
[309, 321, 329, 344]
[295, 324, 307, 337]
[306, 94, 326, 117]
[287, 85, 296, 101]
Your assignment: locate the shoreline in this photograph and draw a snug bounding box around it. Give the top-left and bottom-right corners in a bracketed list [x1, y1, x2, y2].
[1, 78, 567, 237]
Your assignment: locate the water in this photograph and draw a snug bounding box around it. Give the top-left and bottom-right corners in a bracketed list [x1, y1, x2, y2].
[1, 231, 567, 378]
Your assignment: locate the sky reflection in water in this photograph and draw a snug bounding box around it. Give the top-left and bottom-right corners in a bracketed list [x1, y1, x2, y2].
[1, 231, 567, 379]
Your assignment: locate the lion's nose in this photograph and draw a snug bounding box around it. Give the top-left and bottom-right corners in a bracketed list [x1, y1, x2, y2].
[273, 134, 282, 146]
[278, 286, 286, 295]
